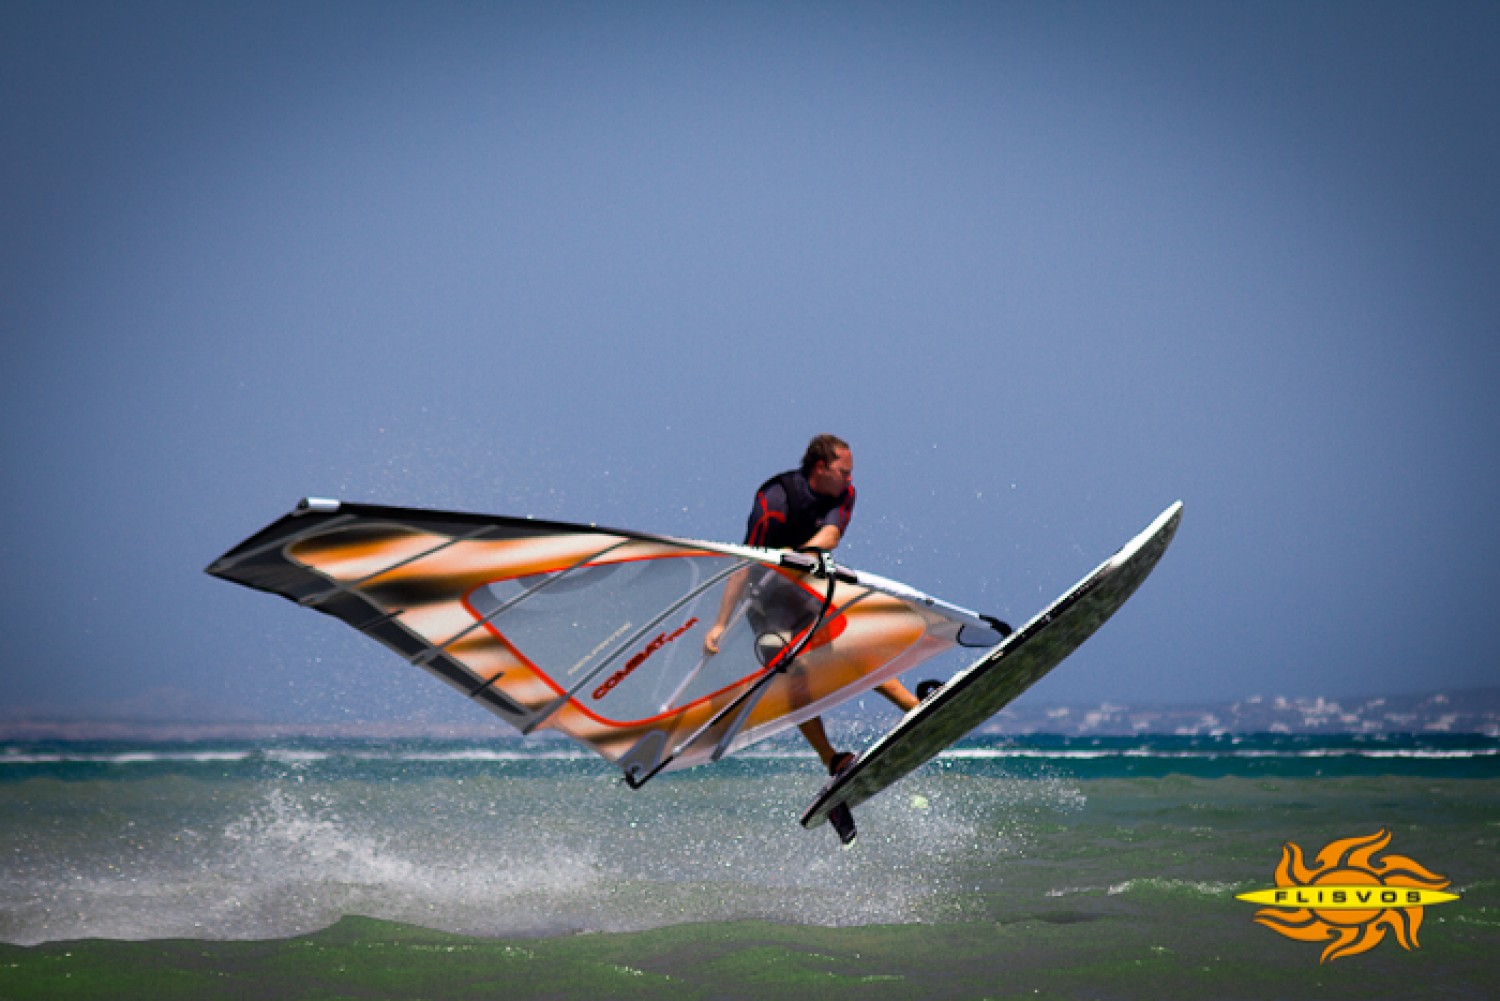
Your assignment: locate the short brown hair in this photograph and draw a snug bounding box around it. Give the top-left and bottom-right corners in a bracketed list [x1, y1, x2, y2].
[801, 434, 850, 475]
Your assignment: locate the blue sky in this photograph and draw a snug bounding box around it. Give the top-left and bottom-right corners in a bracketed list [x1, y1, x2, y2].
[3, 1, 1497, 725]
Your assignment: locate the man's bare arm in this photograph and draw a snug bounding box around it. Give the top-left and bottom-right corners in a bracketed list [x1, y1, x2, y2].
[802, 524, 842, 551]
[703, 567, 749, 654]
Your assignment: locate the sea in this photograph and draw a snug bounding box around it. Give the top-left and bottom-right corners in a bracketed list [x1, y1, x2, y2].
[2, 732, 1497, 999]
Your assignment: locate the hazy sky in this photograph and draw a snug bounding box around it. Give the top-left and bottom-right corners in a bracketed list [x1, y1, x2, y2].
[4, 1, 1497, 726]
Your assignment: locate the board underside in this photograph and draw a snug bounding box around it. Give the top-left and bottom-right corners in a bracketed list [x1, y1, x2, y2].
[802, 501, 1182, 829]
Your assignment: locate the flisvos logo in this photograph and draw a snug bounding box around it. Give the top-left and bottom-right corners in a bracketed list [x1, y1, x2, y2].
[593, 618, 698, 700]
[1236, 829, 1459, 963]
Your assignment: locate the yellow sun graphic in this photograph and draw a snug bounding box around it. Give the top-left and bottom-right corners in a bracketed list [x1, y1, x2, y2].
[1238, 829, 1456, 963]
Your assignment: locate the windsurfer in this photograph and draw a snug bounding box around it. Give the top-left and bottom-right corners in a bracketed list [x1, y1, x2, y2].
[703, 434, 919, 777]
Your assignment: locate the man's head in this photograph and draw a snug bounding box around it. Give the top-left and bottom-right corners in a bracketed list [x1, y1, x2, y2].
[802, 434, 853, 497]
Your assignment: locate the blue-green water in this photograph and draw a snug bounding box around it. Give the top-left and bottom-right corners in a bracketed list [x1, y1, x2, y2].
[0, 733, 1493, 1000]
[3, 733, 1495, 958]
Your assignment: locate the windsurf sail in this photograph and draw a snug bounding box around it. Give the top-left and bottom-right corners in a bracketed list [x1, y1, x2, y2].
[207, 499, 1006, 783]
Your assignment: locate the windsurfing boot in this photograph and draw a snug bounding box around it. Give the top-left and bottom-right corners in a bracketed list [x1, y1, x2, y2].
[828, 751, 856, 777]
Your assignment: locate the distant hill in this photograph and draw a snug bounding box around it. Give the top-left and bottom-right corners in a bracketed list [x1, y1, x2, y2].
[3, 687, 1497, 741]
[982, 687, 1500, 738]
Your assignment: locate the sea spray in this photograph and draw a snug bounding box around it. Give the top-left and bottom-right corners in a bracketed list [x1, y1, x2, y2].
[2, 735, 1495, 946]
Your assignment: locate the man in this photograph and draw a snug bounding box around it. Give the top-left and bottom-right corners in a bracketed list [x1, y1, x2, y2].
[704, 434, 919, 779]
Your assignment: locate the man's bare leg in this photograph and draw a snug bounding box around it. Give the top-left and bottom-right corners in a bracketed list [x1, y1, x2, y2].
[798, 717, 840, 771]
[802, 681, 919, 766]
[876, 679, 920, 713]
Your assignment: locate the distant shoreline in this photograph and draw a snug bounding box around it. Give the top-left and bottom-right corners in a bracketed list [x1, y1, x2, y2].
[4, 686, 1496, 741]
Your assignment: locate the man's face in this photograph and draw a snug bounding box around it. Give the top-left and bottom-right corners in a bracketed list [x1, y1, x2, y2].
[810, 447, 854, 497]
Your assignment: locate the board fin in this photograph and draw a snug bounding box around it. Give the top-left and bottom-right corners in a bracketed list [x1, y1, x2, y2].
[828, 803, 857, 846]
